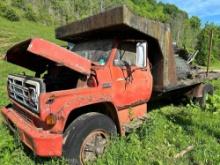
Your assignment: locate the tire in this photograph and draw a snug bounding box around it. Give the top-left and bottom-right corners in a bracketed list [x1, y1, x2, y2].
[63, 112, 117, 165]
[195, 84, 214, 108]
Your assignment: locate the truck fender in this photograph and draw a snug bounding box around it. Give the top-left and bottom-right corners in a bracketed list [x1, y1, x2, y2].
[62, 102, 123, 135]
[191, 83, 214, 98]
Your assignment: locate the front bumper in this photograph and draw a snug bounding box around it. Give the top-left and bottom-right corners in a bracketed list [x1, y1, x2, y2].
[1, 106, 63, 157]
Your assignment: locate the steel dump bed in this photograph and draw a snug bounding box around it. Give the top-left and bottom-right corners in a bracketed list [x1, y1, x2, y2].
[56, 5, 176, 92]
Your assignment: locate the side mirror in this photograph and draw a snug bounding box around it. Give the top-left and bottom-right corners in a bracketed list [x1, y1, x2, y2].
[136, 42, 147, 68]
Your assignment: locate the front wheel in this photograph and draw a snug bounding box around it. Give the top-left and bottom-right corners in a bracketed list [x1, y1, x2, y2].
[63, 112, 117, 165]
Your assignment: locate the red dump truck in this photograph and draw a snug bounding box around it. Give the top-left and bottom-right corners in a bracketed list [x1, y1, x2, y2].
[1, 5, 220, 165]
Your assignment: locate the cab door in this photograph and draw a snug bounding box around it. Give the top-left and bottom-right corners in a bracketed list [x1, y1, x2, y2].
[110, 41, 152, 108]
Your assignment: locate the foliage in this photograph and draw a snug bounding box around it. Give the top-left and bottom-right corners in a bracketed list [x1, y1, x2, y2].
[1, 0, 219, 66]
[126, 0, 168, 22]
[205, 95, 220, 113]
[11, 0, 26, 9]
[24, 5, 38, 22]
[0, 2, 20, 21]
[196, 24, 220, 65]
[0, 16, 63, 56]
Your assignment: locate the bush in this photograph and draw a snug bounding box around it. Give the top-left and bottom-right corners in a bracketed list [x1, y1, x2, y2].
[11, 0, 26, 9]
[24, 6, 38, 22]
[205, 95, 220, 113]
[0, 3, 20, 21]
[38, 11, 54, 25]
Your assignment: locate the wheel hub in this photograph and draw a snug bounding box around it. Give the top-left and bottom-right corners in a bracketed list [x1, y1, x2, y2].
[80, 130, 109, 164]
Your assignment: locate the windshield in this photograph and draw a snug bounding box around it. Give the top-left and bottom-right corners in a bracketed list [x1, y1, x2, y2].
[71, 39, 113, 65]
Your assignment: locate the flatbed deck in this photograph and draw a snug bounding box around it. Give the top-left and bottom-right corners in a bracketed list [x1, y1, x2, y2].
[165, 71, 220, 92]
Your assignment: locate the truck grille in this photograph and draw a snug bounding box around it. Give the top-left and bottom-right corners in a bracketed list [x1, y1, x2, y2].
[7, 75, 42, 114]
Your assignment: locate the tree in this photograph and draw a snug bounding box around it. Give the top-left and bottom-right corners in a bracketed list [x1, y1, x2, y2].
[196, 24, 220, 65]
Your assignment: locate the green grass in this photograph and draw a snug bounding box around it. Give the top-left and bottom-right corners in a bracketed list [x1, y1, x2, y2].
[0, 16, 63, 56]
[0, 16, 220, 165]
[94, 105, 220, 165]
[210, 60, 220, 70]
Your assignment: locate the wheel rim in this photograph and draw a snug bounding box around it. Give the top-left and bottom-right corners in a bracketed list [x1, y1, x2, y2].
[80, 130, 109, 164]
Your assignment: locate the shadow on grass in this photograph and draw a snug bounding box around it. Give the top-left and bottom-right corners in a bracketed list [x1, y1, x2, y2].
[148, 96, 190, 112]
[161, 110, 220, 143]
[148, 95, 220, 143]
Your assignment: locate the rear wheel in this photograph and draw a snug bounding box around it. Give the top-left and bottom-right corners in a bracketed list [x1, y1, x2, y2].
[63, 112, 117, 165]
[195, 84, 214, 108]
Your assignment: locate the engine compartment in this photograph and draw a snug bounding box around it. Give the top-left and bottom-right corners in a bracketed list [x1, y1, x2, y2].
[41, 64, 88, 92]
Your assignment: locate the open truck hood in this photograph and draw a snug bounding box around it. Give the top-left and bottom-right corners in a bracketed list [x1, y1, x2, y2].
[5, 38, 91, 75]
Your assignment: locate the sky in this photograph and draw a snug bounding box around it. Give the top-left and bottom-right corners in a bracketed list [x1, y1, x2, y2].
[158, 0, 220, 25]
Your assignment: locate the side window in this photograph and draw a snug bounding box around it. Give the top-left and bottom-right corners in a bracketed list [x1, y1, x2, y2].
[115, 42, 136, 66]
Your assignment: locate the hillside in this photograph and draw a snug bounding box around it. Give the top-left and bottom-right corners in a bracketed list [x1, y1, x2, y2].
[0, 16, 63, 56]
[0, 0, 220, 165]
[0, 0, 220, 65]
